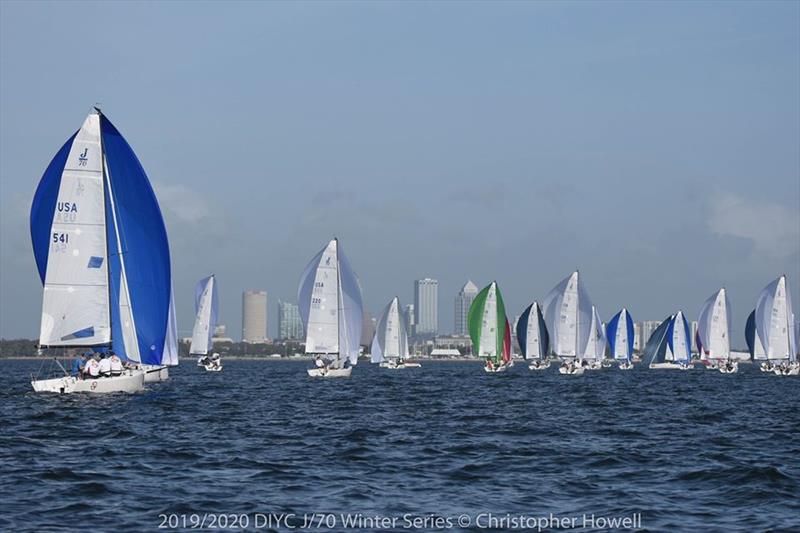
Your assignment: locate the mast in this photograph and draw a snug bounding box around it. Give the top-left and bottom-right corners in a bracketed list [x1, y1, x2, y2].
[335, 238, 343, 365]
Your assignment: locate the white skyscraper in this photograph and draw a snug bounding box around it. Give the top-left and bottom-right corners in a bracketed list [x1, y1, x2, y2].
[242, 290, 268, 343]
[414, 278, 438, 337]
[454, 280, 478, 335]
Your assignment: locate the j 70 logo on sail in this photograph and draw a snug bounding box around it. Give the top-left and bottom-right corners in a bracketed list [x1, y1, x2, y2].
[78, 148, 88, 166]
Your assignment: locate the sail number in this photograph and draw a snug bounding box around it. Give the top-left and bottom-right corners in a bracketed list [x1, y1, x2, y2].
[52, 232, 70, 253]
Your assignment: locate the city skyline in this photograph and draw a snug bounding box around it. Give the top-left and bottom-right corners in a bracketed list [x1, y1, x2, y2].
[1, 2, 798, 345]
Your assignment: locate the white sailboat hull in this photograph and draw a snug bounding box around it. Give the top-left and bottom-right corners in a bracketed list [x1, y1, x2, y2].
[307, 367, 352, 378]
[483, 364, 509, 373]
[379, 361, 422, 370]
[649, 362, 692, 370]
[718, 362, 739, 374]
[528, 360, 551, 370]
[773, 363, 800, 376]
[31, 371, 144, 394]
[558, 364, 585, 376]
[140, 364, 169, 382]
[204, 364, 223, 372]
[618, 361, 634, 370]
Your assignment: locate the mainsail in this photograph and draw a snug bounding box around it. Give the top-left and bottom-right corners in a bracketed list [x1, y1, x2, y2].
[468, 281, 510, 364]
[190, 275, 218, 356]
[31, 109, 177, 366]
[583, 305, 606, 361]
[755, 275, 797, 362]
[666, 311, 691, 364]
[517, 301, 549, 360]
[371, 297, 409, 363]
[298, 239, 364, 366]
[542, 271, 593, 359]
[696, 288, 731, 361]
[607, 308, 634, 362]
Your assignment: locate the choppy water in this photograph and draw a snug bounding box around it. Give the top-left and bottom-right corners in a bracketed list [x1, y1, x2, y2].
[1, 359, 798, 532]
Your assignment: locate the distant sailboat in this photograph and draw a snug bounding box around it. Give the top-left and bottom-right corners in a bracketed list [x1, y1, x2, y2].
[469, 281, 511, 373]
[30, 109, 177, 393]
[542, 271, 593, 375]
[191, 275, 221, 371]
[517, 301, 550, 370]
[607, 308, 634, 370]
[696, 288, 736, 373]
[583, 305, 607, 370]
[754, 275, 798, 376]
[644, 311, 692, 370]
[371, 297, 419, 369]
[298, 238, 363, 378]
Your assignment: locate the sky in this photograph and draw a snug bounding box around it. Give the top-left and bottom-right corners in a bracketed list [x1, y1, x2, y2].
[1, 1, 798, 346]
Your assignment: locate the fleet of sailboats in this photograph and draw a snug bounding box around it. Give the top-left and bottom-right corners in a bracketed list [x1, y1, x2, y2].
[24, 110, 800, 390]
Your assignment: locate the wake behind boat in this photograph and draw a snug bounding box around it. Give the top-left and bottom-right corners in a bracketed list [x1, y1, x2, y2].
[29, 109, 178, 393]
[469, 281, 511, 373]
[298, 238, 363, 378]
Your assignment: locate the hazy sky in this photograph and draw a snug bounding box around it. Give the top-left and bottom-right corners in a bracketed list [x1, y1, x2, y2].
[1, 1, 798, 345]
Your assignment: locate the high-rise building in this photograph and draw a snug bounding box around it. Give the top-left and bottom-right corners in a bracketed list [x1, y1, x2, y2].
[242, 290, 268, 343]
[454, 280, 479, 335]
[638, 320, 663, 352]
[277, 300, 303, 340]
[404, 304, 416, 338]
[414, 278, 438, 337]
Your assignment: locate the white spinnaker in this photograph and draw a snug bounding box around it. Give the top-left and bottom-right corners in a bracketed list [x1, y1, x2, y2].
[526, 302, 543, 359]
[671, 312, 690, 362]
[39, 113, 111, 346]
[162, 287, 179, 366]
[190, 276, 215, 355]
[613, 309, 629, 360]
[558, 272, 579, 357]
[698, 289, 730, 360]
[305, 240, 339, 355]
[769, 277, 790, 359]
[478, 282, 498, 357]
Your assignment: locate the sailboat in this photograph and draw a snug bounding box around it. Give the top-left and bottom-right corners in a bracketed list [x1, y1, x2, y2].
[469, 281, 511, 373]
[583, 305, 607, 370]
[644, 311, 692, 369]
[745, 309, 768, 370]
[607, 308, 634, 370]
[753, 275, 798, 376]
[696, 288, 736, 373]
[190, 275, 221, 371]
[298, 238, 363, 378]
[517, 301, 550, 370]
[371, 297, 419, 369]
[542, 271, 594, 375]
[30, 109, 178, 393]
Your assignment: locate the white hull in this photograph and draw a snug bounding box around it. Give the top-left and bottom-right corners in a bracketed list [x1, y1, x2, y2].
[773, 363, 800, 376]
[140, 364, 169, 382]
[759, 362, 774, 373]
[718, 361, 739, 374]
[649, 362, 692, 370]
[31, 370, 144, 394]
[587, 361, 603, 370]
[558, 364, 586, 376]
[528, 360, 551, 370]
[379, 361, 421, 370]
[483, 364, 509, 373]
[204, 364, 223, 372]
[307, 366, 352, 378]
[618, 361, 634, 370]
